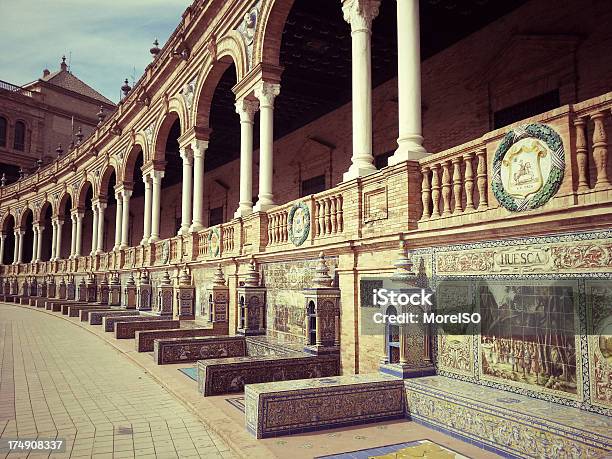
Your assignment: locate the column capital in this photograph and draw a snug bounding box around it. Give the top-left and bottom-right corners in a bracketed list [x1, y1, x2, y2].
[254, 81, 280, 108]
[342, 0, 380, 32]
[121, 188, 133, 199]
[235, 97, 259, 123]
[179, 146, 193, 163]
[150, 169, 165, 182]
[190, 139, 208, 158]
[92, 198, 108, 210]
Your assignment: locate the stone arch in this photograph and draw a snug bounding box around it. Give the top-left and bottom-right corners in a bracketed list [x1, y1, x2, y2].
[253, 0, 296, 68]
[76, 180, 95, 208]
[168, 96, 189, 132]
[56, 190, 74, 217]
[98, 164, 118, 200]
[37, 201, 53, 224]
[152, 111, 182, 162]
[1, 211, 16, 233]
[193, 33, 247, 129]
[18, 206, 33, 229]
[122, 140, 147, 183]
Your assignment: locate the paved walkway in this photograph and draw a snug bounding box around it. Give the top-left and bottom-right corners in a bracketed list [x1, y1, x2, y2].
[0, 303, 233, 459]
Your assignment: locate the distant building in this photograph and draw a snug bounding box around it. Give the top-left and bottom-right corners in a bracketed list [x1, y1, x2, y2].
[0, 56, 115, 183]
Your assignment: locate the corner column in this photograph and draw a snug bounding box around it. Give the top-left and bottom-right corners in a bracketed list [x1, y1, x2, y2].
[32, 223, 40, 262]
[149, 170, 164, 242]
[389, 0, 427, 164]
[51, 219, 58, 260]
[75, 212, 83, 256]
[0, 233, 5, 264]
[120, 188, 132, 248]
[90, 205, 99, 256]
[70, 211, 78, 258]
[234, 97, 258, 218]
[96, 200, 107, 253]
[341, 0, 380, 181]
[13, 229, 21, 264]
[179, 147, 193, 235]
[55, 219, 64, 260]
[113, 188, 123, 250]
[189, 140, 207, 232]
[141, 174, 152, 245]
[253, 82, 280, 212]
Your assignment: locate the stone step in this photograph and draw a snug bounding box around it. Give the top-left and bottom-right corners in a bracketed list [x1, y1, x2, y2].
[115, 320, 180, 339]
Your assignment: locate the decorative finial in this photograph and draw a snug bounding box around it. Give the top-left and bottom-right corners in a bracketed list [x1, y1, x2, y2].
[56, 144, 64, 158]
[126, 271, 135, 286]
[150, 38, 160, 57]
[36, 158, 43, 170]
[121, 78, 131, 97]
[75, 126, 83, 144]
[313, 251, 333, 288]
[97, 106, 105, 126]
[110, 272, 120, 285]
[161, 270, 172, 286]
[1, 173, 6, 187]
[140, 269, 150, 283]
[60, 55, 68, 71]
[245, 256, 260, 287]
[391, 238, 417, 284]
[213, 263, 226, 286]
[179, 265, 191, 286]
[18, 167, 24, 180]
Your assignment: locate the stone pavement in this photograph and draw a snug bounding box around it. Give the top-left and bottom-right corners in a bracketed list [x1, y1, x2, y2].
[0, 303, 234, 459]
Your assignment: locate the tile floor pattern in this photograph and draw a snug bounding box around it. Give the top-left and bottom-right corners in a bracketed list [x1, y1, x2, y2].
[0, 303, 234, 459]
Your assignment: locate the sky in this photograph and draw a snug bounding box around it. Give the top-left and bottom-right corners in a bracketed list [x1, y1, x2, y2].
[0, 0, 192, 103]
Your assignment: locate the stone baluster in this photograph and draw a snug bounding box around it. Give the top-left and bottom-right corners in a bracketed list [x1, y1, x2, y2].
[476, 149, 488, 210]
[430, 164, 441, 218]
[330, 197, 338, 233]
[573, 116, 589, 192]
[592, 111, 610, 189]
[452, 157, 463, 214]
[441, 161, 452, 217]
[420, 167, 431, 220]
[325, 197, 333, 234]
[463, 153, 475, 211]
[337, 195, 344, 232]
[315, 202, 321, 236]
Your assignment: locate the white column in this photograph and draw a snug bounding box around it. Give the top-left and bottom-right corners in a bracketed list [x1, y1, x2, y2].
[120, 189, 132, 248]
[179, 147, 193, 235]
[389, 0, 427, 164]
[75, 213, 83, 256]
[149, 170, 164, 242]
[70, 212, 77, 258]
[16, 230, 24, 264]
[0, 233, 5, 264]
[51, 219, 58, 260]
[114, 189, 123, 250]
[36, 225, 44, 261]
[234, 98, 258, 218]
[190, 141, 207, 232]
[342, 0, 380, 181]
[56, 220, 63, 260]
[32, 223, 39, 262]
[12, 230, 20, 264]
[253, 81, 280, 212]
[96, 201, 106, 253]
[90, 205, 99, 256]
[141, 174, 152, 245]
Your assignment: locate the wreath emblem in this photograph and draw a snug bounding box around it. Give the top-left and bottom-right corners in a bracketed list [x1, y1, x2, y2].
[492, 123, 564, 212]
[288, 202, 310, 246]
[208, 228, 220, 257]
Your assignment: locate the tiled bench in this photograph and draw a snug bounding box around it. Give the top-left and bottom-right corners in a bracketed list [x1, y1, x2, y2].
[197, 354, 340, 396]
[35, 298, 47, 307]
[115, 320, 180, 339]
[154, 336, 246, 365]
[103, 315, 166, 332]
[19, 296, 30, 305]
[79, 308, 112, 321]
[65, 303, 107, 317]
[405, 376, 612, 458]
[45, 300, 65, 311]
[1, 295, 17, 302]
[28, 297, 38, 306]
[60, 302, 92, 315]
[135, 328, 217, 352]
[245, 373, 405, 438]
[89, 310, 140, 325]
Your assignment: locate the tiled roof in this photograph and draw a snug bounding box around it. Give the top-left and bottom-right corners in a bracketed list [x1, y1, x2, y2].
[27, 69, 115, 106]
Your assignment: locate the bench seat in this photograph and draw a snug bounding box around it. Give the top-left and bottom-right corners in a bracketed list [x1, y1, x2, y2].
[154, 336, 246, 365]
[135, 327, 217, 352]
[115, 320, 180, 339]
[245, 373, 405, 438]
[89, 310, 140, 325]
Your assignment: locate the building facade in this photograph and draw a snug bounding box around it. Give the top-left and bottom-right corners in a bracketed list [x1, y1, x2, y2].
[1, 0, 611, 455]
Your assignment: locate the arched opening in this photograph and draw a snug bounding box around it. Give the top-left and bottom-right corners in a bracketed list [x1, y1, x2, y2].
[20, 209, 34, 263]
[307, 300, 317, 345]
[154, 114, 183, 240]
[39, 203, 53, 262]
[386, 305, 400, 364]
[14, 120, 25, 151]
[58, 194, 72, 259]
[239, 295, 246, 330]
[100, 168, 117, 251]
[2, 215, 15, 264]
[124, 146, 145, 246]
[76, 182, 95, 256]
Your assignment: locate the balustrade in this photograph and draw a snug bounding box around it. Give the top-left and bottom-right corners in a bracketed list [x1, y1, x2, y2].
[314, 193, 344, 238]
[267, 206, 289, 245]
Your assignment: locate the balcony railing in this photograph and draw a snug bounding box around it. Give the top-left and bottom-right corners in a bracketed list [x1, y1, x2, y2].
[2, 91, 611, 276]
[0, 79, 34, 98]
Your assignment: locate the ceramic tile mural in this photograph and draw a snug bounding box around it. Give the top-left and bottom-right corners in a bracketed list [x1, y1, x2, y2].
[586, 279, 612, 409]
[261, 257, 338, 344]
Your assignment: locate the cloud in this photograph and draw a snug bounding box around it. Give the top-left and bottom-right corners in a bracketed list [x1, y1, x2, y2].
[0, 0, 192, 103]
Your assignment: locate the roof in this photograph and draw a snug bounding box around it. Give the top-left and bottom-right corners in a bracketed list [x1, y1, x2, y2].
[25, 67, 115, 106]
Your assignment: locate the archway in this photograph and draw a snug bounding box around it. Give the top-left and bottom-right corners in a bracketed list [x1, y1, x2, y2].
[19, 208, 34, 263]
[1, 214, 15, 264]
[123, 145, 145, 246]
[38, 202, 53, 262]
[57, 193, 72, 259]
[77, 182, 94, 255]
[99, 167, 118, 251]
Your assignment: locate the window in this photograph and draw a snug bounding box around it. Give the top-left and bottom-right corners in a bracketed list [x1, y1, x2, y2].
[375, 151, 394, 170]
[386, 306, 400, 364]
[493, 90, 560, 129]
[301, 174, 326, 197]
[307, 300, 317, 345]
[239, 295, 246, 330]
[0, 117, 6, 147]
[209, 206, 223, 227]
[13, 121, 25, 151]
